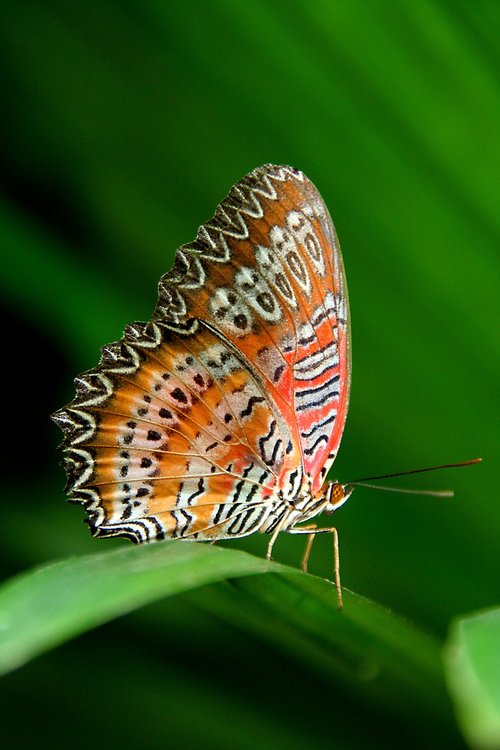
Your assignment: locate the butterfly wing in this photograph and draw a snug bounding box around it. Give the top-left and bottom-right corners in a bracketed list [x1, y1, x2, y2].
[281, 175, 351, 492]
[53, 165, 350, 542]
[156, 166, 351, 491]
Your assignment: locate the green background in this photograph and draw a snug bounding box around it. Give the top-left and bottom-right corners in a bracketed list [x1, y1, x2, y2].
[1, 2, 498, 748]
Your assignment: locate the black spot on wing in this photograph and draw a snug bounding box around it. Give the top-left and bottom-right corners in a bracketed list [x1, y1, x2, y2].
[239, 395, 266, 418]
[303, 434, 329, 456]
[258, 420, 282, 467]
[171, 387, 188, 403]
[186, 477, 205, 505]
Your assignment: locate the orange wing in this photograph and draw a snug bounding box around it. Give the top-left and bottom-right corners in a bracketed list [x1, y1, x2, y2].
[53, 165, 350, 542]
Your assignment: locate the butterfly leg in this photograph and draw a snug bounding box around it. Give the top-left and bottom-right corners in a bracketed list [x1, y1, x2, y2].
[287, 525, 342, 609]
[266, 509, 297, 561]
[266, 522, 283, 561]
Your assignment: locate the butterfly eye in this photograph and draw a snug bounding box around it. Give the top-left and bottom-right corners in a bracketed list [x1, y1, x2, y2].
[324, 482, 353, 514]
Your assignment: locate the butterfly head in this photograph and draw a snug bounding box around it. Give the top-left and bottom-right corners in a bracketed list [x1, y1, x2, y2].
[323, 481, 355, 515]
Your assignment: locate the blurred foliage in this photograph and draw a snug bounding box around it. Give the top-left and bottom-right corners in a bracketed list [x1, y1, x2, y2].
[0, 1, 498, 748]
[445, 607, 500, 749]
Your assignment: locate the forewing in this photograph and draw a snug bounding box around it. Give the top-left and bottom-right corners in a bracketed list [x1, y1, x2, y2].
[155, 165, 351, 491]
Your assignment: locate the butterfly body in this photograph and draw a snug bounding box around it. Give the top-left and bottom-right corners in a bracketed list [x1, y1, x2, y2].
[53, 165, 351, 553]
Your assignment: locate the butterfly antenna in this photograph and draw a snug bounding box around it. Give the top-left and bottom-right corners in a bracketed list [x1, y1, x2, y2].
[348, 482, 454, 497]
[346, 457, 482, 497]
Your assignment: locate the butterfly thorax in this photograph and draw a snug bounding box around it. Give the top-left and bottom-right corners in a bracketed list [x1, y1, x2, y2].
[259, 473, 349, 535]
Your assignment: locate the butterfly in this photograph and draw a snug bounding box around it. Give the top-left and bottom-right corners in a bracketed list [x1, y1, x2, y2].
[53, 165, 353, 605]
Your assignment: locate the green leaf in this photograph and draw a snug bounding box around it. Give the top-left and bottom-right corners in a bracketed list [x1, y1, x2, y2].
[444, 607, 500, 749]
[182, 568, 450, 728]
[0, 543, 270, 676]
[0, 542, 457, 736]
